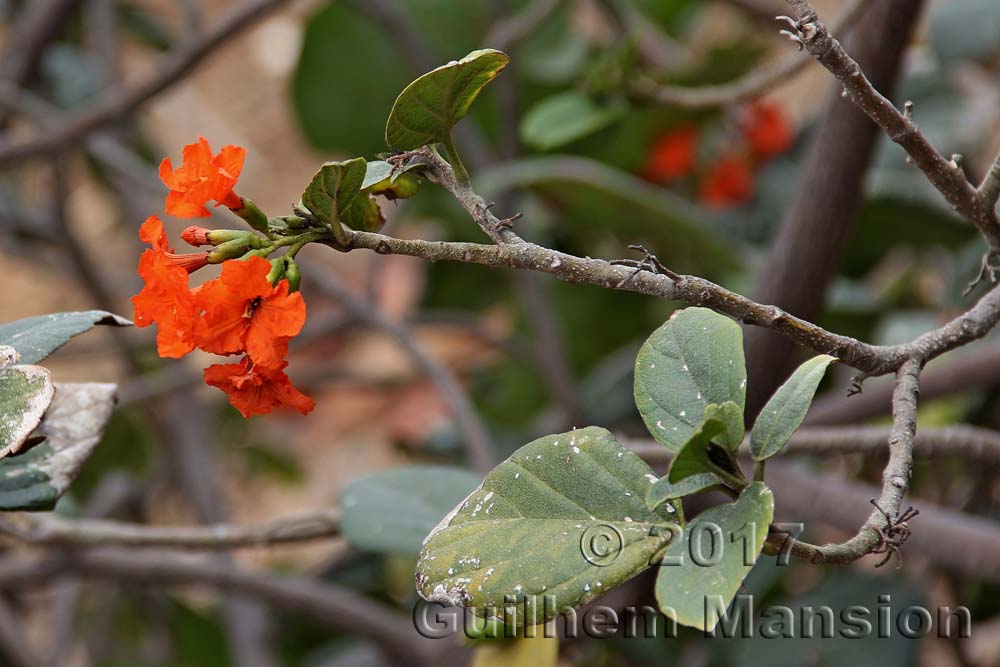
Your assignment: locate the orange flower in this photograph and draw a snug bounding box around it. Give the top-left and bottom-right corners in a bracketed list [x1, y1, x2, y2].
[194, 255, 306, 368]
[131, 215, 200, 358]
[644, 125, 699, 183]
[204, 356, 315, 417]
[698, 154, 753, 209]
[159, 137, 246, 218]
[743, 102, 793, 160]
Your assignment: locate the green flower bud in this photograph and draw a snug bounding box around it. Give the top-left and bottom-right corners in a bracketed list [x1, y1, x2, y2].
[266, 257, 287, 285]
[230, 198, 270, 234]
[285, 258, 302, 292]
[208, 237, 267, 263]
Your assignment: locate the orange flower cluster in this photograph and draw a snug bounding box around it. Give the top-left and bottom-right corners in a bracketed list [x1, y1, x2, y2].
[643, 101, 794, 210]
[132, 139, 314, 418]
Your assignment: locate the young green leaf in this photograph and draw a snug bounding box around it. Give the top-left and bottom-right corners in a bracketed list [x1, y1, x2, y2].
[634, 308, 747, 452]
[666, 407, 745, 488]
[339, 465, 481, 555]
[655, 482, 774, 631]
[520, 91, 626, 150]
[0, 350, 54, 459]
[0, 311, 131, 365]
[665, 417, 726, 483]
[300, 157, 368, 229]
[417, 427, 679, 626]
[647, 473, 724, 510]
[750, 354, 837, 462]
[0, 382, 116, 510]
[385, 49, 510, 151]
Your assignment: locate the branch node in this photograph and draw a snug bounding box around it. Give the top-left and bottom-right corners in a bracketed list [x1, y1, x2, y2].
[610, 244, 683, 288]
[869, 499, 918, 569]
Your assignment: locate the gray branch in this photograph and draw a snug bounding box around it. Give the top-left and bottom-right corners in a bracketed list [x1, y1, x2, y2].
[785, 0, 1000, 250]
[0, 510, 341, 550]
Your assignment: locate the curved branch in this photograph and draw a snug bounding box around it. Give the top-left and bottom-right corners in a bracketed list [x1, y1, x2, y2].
[769, 357, 922, 564]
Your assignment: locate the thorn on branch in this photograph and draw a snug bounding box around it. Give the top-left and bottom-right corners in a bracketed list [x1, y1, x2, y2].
[495, 212, 523, 232]
[964, 250, 1000, 296]
[846, 372, 869, 396]
[610, 244, 682, 288]
[903, 100, 914, 119]
[869, 499, 918, 570]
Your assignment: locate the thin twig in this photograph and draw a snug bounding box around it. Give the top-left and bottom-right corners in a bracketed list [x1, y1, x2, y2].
[485, 0, 562, 49]
[784, 0, 1000, 250]
[0, 0, 294, 169]
[631, 0, 868, 108]
[0, 510, 341, 550]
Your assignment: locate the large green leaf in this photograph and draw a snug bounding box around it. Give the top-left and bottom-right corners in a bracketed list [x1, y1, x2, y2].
[0, 310, 131, 365]
[520, 91, 626, 150]
[634, 308, 747, 452]
[417, 427, 679, 625]
[300, 158, 368, 229]
[385, 49, 509, 150]
[0, 382, 116, 510]
[0, 351, 54, 458]
[750, 355, 836, 462]
[339, 465, 481, 555]
[647, 473, 724, 510]
[655, 482, 773, 631]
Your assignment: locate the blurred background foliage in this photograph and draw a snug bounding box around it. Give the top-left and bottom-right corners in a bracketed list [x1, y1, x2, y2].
[0, 0, 999, 665]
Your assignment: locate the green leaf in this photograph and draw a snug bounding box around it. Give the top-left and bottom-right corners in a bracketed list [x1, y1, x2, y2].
[647, 473, 724, 510]
[385, 49, 510, 150]
[520, 91, 626, 150]
[634, 308, 747, 452]
[0, 310, 131, 365]
[362, 161, 397, 190]
[667, 409, 744, 487]
[339, 465, 481, 555]
[655, 482, 774, 631]
[300, 157, 368, 229]
[750, 354, 837, 462]
[0, 382, 117, 510]
[417, 427, 679, 625]
[0, 353, 54, 458]
[666, 417, 726, 483]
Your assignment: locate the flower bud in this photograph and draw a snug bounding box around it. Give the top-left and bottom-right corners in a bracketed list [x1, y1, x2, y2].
[182, 226, 261, 247]
[165, 252, 210, 274]
[285, 258, 302, 292]
[230, 198, 270, 234]
[207, 237, 266, 264]
[266, 257, 287, 285]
